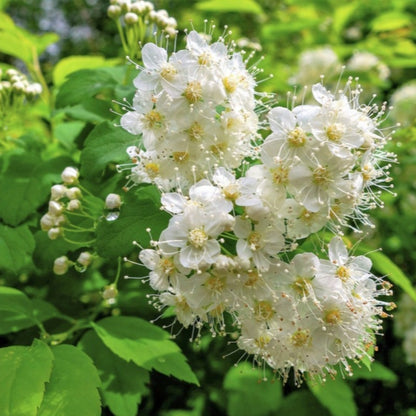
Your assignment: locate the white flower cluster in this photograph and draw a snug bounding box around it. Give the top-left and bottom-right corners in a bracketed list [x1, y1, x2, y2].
[119, 31, 395, 382]
[121, 31, 262, 191]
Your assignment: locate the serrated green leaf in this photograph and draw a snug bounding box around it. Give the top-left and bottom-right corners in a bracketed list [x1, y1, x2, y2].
[79, 330, 149, 416]
[0, 287, 62, 334]
[307, 377, 357, 416]
[92, 316, 199, 385]
[223, 362, 283, 416]
[277, 390, 330, 416]
[80, 121, 134, 179]
[96, 185, 168, 258]
[349, 361, 398, 384]
[196, 0, 263, 14]
[38, 344, 101, 416]
[55, 69, 117, 108]
[0, 225, 35, 273]
[53, 55, 117, 86]
[0, 339, 54, 416]
[62, 98, 114, 123]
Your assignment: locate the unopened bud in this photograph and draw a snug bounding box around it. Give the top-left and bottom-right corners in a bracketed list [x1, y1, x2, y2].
[107, 4, 122, 19]
[103, 284, 118, 305]
[48, 200, 64, 216]
[124, 12, 138, 25]
[77, 251, 93, 267]
[67, 199, 81, 211]
[50, 184, 67, 200]
[118, 0, 131, 13]
[66, 187, 82, 200]
[53, 256, 70, 275]
[40, 213, 54, 231]
[48, 227, 62, 240]
[61, 167, 79, 185]
[105, 193, 122, 210]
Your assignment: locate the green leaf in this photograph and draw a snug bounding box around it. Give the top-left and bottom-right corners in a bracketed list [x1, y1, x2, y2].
[79, 330, 149, 416]
[0, 287, 61, 334]
[62, 98, 114, 123]
[196, 0, 263, 14]
[0, 154, 71, 226]
[92, 316, 199, 385]
[53, 55, 117, 86]
[371, 11, 412, 32]
[307, 377, 357, 416]
[96, 185, 168, 258]
[0, 339, 54, 416]
[55, 69, 117, 108]
[38, 344, 101, 416]
[349, 361, 398, 384]
[364, 247, 416, 302]
[53, 120, 85, 150]
[223, 362, 283, 416]
[0, 225, 35, 273]
[80, 121, 134, 178]
[277, 391, 330, 416]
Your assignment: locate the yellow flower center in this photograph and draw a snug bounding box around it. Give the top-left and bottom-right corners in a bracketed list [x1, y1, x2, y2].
[336, 265, 350, 282]
[144, 109, 163, 129]
[160, 63, 177, 81]
[326, 123, 345, 142]
[188, 227, 208, 248]
[291, 329, 310, 347]
[324, 308, 341, 325]
[254, 300, 275, 321]
[184, 81, 203, 104]
[172, 151, 189, 163]
[248, 231, 263, 251]
[291, 277, 312, 297]
[188, 121, 204, 141]
[270, 165, 289, 185]
[312, 166, 330, 185]
[287, 127, 307, 147]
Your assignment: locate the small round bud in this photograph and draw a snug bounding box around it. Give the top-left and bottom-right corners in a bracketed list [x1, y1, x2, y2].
[48, 227, 62, 240]
[67, 199, 81, 211]
[40, 213, 54, 231]
[77, 251, 92, 267]
[65, 187, 82, 200]
[105, 193, 122, 210]
[51, 184, 67, 201]
[117, 0, 131, 13]
[48, 200, 64, 216]
[61, 167, 79, 185]
[53, 256, 70, 275]
[107, 4, 122, 19]
[124, 12, 138, 25]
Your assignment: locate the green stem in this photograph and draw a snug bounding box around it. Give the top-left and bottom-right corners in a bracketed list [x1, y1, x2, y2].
[63, 236, 96, 246]
[116, 19, 129, 55]
[114, 256, 123, 286]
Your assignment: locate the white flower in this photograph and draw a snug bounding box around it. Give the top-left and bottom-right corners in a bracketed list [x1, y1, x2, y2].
[61, 167, 79, 185]
[105, 193, 122, 210]
[53, 256, 70, 275]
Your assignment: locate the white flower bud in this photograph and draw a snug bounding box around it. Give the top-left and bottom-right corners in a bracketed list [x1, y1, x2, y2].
[107, 4, 122, 19]
[40, 213, 54, 231]
[67, 199, 81, 211]
[117, 0, 131, 13]
[53, 256, 69, 275]
[48, 227, 62, 240]
[105, 193, 122, 210]
[48, 200, 64, 216]
[124, 12, 138, 25]
[103, 284, 118, 304]
[61, 167, 79, 185]
[50, 184, 67, 201]
[65, 187, 82, 200]
[77, 251, 92, 267]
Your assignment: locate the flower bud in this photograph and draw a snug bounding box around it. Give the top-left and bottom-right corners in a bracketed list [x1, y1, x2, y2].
[77, 251, 92, 267]
[40, 213, 54, 231]
[118, 0, 131, 13]
[107, 4, 122, 19]
[66, 187, 82, 200]
[48, 200, 64, 216]
[67, 199, 81, 211]
[103, 284, 118, 305]
[124, 12, 138, 25]
[105, 193, 122, 210]
[53, 256, 70, 275]
[48, 227, 62, 240]
[61, 167, 79, 185]
[50, 184, 67, 201]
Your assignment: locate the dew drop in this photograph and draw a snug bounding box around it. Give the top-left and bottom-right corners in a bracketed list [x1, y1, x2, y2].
[106, 211, 120, 221]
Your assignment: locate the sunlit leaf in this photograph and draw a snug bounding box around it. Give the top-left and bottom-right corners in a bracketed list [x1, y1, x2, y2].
[0, 339, 54, 416]
[79, 330, 149, 416]
[38, 345, 101, 416]
[92, 316, 199, 385]
[196, 0, 263, 14]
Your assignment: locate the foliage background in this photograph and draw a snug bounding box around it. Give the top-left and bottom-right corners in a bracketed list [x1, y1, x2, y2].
[1, 0, 416, 415]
